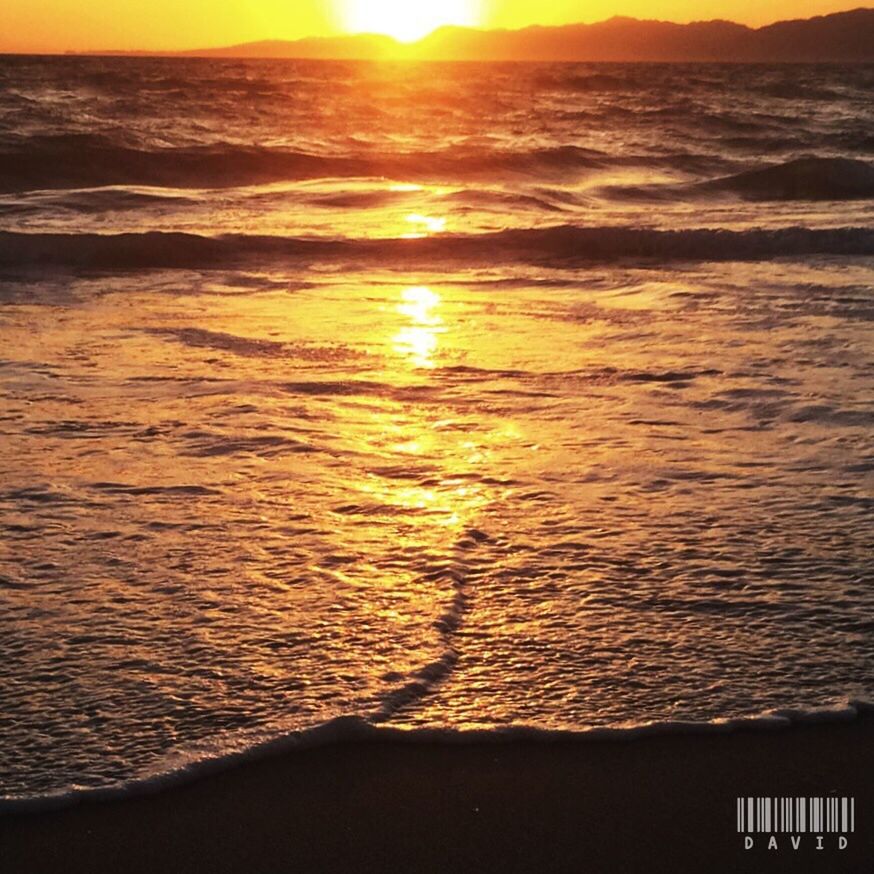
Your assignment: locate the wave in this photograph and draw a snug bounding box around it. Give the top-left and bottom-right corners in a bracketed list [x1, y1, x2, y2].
[534, 71, 636, 92]
[3, 700, 872, 815]
[2, 225, 873, 271]
[697, 157, 874, 200]
[597, 157, 874, 203]
[0, 183, 568, 217]
[0, 187, 199, 219]
[0, 135, 605, 192]
[16, 136, 853, 202]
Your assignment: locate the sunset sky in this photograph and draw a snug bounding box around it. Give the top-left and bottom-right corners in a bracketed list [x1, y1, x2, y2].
[0, 0, 866, 53]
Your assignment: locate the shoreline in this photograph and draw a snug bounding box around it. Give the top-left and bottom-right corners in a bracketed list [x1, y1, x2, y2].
[3, 716, 872, 873]
[2, 702, 872, 815]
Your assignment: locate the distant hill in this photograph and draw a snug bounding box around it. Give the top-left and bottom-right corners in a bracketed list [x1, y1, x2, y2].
[185, 34, 398, 60]
[94, 9, 874, 62]
[415, 9, 874, 61]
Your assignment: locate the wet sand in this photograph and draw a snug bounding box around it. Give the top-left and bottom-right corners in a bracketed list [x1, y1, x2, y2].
[2, 717, 872, 874]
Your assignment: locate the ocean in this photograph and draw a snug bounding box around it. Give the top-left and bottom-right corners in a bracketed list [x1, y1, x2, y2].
[0, 56, 872, 805]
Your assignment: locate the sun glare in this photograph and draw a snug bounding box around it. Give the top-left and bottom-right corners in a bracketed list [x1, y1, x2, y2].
[340, 0, 480, 42]
[394, 286, 444, 368]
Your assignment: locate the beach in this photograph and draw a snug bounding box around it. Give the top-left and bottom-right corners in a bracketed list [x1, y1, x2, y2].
[3, 717, 872, 873]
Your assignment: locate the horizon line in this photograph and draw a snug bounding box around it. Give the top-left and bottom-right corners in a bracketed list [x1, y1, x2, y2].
[3, 7, 873, 58]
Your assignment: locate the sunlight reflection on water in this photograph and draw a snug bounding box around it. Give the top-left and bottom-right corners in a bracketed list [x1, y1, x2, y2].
[393, 285, 445, 368]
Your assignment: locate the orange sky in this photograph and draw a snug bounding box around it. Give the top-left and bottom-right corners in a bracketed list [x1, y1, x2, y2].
[0, 0, 866, 54]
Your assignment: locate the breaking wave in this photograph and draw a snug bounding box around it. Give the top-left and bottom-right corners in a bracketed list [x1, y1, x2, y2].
[2, 225, 872, 271]
[698, 157, 874, 200]
[0, 136, 606, 192]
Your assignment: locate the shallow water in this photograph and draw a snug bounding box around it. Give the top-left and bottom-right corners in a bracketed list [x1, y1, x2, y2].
[0, 57, 873, 799]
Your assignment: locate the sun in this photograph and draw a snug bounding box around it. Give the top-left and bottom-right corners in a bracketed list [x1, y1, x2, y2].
[340, 0, 481, 43]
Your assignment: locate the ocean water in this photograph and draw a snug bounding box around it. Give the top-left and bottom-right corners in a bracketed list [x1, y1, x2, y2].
[1, 57, 873, 804]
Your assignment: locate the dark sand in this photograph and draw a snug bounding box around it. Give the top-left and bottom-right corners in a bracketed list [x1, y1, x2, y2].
[2, 718, 872, 873]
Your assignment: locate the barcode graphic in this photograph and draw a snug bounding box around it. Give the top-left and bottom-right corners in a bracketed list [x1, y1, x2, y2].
[737, 797, 854, 834]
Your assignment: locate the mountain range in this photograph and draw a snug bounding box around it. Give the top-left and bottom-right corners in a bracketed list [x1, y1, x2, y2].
[95, 9, 874, 63]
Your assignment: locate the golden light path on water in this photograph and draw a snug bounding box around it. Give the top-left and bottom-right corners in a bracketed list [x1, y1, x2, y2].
[361, 280, 508, 541]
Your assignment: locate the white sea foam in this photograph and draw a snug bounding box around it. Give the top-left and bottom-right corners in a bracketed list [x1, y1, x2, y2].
[3, 700, 873, 816]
